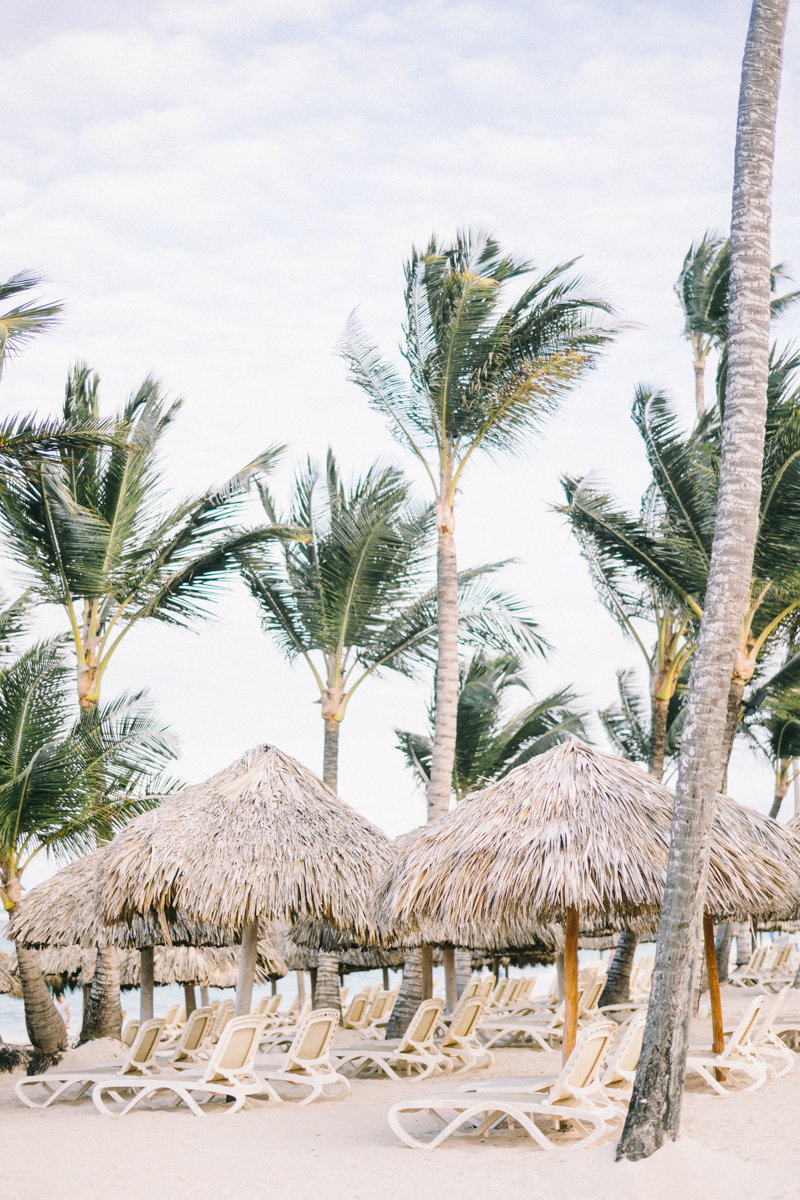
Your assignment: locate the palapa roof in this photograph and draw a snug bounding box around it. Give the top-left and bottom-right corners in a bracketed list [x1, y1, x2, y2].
[374, 739, 800, 943]
[0, 950, 22, 998]
[101, 745, 395, 938]
[6, 846, 235, 950]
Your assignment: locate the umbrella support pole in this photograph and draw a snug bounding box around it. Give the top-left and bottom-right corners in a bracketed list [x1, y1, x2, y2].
[234, 919, 259, 1016]
[184, 983, 197, 1018]
[199, 986, 210, 1006]
[296, 970, 306, 1002]
[563, 907, 579, 1064]
[443, 948, 457, 1013]
[703, 911, 725, 1055]
[421, 946, 433, 1000]
[139, 947, 154, 1023]
[382, 967, 390, 990]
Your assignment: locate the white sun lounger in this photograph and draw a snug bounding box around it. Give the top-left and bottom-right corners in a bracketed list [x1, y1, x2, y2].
[16, 1019, 166, 1109]
[686, 995, 768, 1096]
[256, 1008, 349, 1103]
[388, 1021, 622, 1151]
[156, 1006, 216, 1066]
[92, 1015, 267, 1117]
[332, 998, 446, 1081]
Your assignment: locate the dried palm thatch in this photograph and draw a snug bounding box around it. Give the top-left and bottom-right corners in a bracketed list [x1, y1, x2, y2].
[6, 846, 235, 950]
[23, 941, 288, 991]
[101, 745, 395, 938]
[375, 739, 800, 943]
[0, 950, 22, 998]
[338, 947, 407, 971]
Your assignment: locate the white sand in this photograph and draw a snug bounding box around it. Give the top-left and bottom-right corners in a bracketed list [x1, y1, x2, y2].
[0, 985, 796, 1200]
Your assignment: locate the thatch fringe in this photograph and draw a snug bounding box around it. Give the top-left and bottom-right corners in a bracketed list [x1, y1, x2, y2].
[101, 745, 395, 938]
[375, 740, 800, 942]
[0, 950, 23, 998]
[0, 1043, 33, 1074]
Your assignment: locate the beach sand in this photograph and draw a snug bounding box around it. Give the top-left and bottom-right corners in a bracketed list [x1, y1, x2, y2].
[1, 984, 796, 1200]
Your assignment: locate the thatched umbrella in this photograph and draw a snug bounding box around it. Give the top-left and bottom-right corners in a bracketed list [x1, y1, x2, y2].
[375, 739, 800, 1059]
[0, 950, 22, 999]
[101, 744, 395, 1014]
[7, 845, 236, 1022]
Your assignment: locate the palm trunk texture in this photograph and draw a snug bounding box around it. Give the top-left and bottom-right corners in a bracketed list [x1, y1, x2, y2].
[599, 931, 638, 1008]
[428, 478, 458, 821]
[15, 945, 67, 1068]
[715, 923, 733, 984]
[386, 948, 424, 1040]
[78, 947, 123, 1044]
[322, 718, 340, 793]
[313, 951, 342, 1014]
[617, 0, 787, 1160]
[648, 696, 670, 784]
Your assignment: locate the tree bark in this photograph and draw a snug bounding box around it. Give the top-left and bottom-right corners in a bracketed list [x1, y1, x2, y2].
[455, 948, 472, 997]
[78, 948, 123, 1043]
[649, 695, 670, 784]
[737, 922, 753, 966]
[443, 948, 458, 1013]
[386, 948, 424, 1039]
[428, 462, 459, 821]
[715, 922, 734, 984]
[139, 946, 154, 1022]
[233, 919, 259, 1016]
[322, 717, 340, 793]
[769, 762, 790, 817]
[15, 945, 67, 1066]
[313, 951, 342, 1014]
[617, 0, 787, 1161]
[599, 930, 638, 1007]
[719, 675, 747, 790]
[183, 984, 197, 1018]
[694, 358, 706, 420]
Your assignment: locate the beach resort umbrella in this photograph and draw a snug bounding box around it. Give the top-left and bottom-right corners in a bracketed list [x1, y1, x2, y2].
[6, 845, 236, 1022]
[375, 739, 800, 1059]
[101, 744, 395, 1014]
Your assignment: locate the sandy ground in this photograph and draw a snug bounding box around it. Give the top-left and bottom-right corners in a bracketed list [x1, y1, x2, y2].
[2, 984, 797, 1200]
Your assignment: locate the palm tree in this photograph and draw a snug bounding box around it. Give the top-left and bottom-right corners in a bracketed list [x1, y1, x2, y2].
[618, 0, 789, 1159]
[739, 649, 800, 818]
[0, 270, 61, 378]
[561, 354, 800, 790]
[599, 669, 685, 782]
[0, 638, 175, 1063]
[0, 363, 301, 713]
[242, 450, 542, 793]
[397, 649, 587, 801]
[675, 233, 800, 418]
[341, 228, 616, 821]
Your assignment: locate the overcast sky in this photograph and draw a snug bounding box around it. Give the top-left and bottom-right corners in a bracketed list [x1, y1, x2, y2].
[3, 0, 799, 886]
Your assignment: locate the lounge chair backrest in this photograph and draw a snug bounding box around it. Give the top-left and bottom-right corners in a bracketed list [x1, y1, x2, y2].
[162, 1003, 179, 1026]
[603, 1012, 647, 1088]
[490, 979, 510, 1006]
[253, 995, 270, 1015]
[210, 1000, 220, 1012]
[547, 1021, 617, 1107]
[442, 997, 485, 1043]
[399, 998, 445, 1051]
[212, 998, 235, 1040]
[120, 1018, 166, 1076]
[343, 993, 370, 1027]
[202, 1016, 265, 1085]
[284, 1009, 340, 1071]
[121, 1019, 140, 1047]
[366, 992, 392, 1023]
[754, 985, 790, 1044]
[173, 1006, 215, 1056]
[297, 997, 312, 1022]
[266, 993, 282, 1015]
[460, 978, 481, 1002]
[720, 995, 766, 1060]
[580, 977, 606, 1014]
[478, 974, 496, 999]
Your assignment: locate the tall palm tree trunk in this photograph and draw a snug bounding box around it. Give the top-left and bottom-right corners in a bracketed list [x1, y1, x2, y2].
[648, 696, 670, 785]
[386, 948, 424, 1039]
[78, 948, 123, 1043]
[618, 0, 787, 1160]
[313, 951, 342, 1013]
[429, 462, 458, 822]
[455, 948, 472, 996]
[323, 719, 340, 793]
[694, 355, 706, 420]
[15, 945, 67, 1069]
[769, 761, 790, 817]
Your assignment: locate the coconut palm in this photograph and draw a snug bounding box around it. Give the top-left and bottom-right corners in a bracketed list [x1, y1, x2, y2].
[0, 362, 301, 712]
[241, 450, 542, 793]
[397, 649, 587, 802]
[561, 351, 800, 788]
[618, 0, 789, 1159]
[341, 227, 616, 821]
[0, 270, 61, 379]
[0, 639, 175, 1061]
[738, 649, 800, 818]
[599, 669, 685, 782]
[675, 234, 800, 419]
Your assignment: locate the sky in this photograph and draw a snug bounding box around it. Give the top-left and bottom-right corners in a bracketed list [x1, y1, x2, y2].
[3, 0, 800, 887]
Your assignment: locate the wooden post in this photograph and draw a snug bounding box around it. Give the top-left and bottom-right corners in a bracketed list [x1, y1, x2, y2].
[296, 969, 306, 1001]
[234, 919, 259, 1016]
[183, 983, 197, 1017]
[309, 967, 318, 1005]
[199, 986, 209, 1007]
[382, 967, 390, 990]
[703, 911, 725, 1054]
[556, 950, 565, 1001]
[139, 946, 154, 1023]
[270, 979, 277, 996]
[421, 946, 434, 1000]
[443, 947, 458, 1013]
[563, 907, 580, 1064]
